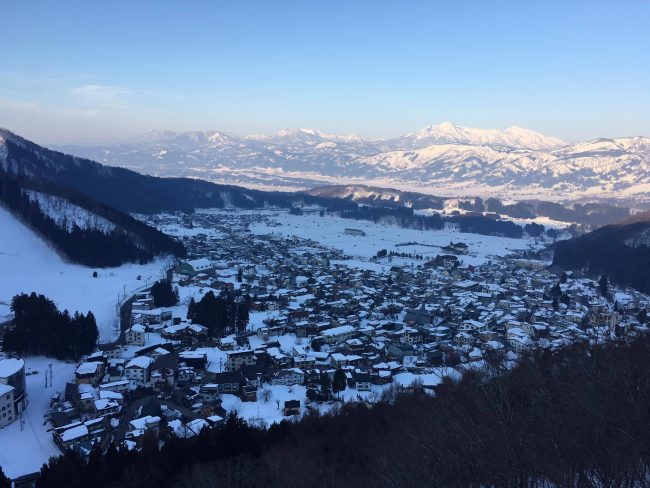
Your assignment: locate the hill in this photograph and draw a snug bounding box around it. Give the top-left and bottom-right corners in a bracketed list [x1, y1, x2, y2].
[0, 204, 167, 342]
[553, 220, 650, 293]
[306, 184, 631, 228]
[0, 128, 335, 214]
[0, 170, 186, 267]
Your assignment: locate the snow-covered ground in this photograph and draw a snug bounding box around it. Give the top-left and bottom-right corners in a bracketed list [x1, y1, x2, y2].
[0, 205, 169, 342]
[0, 356, 76, 479]
[249, 211, 534, 267]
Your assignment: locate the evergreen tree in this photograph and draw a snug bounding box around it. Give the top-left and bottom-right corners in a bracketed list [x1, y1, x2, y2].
[5, 293, 98, 359]
[187, 297, 196, 321]
[151, 279, 178, 307]
[319, 372, 331, 400]
[599, 274, 609, 298]
[332, 369, 347, 398]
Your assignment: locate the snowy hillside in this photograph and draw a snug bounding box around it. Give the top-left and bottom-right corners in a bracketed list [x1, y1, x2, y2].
[54, 123, 650, 200]
[25, 190, 116, 232]
[0, 205, 168, 342]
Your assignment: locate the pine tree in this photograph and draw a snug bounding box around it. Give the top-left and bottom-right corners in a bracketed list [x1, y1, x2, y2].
[332, 369, 347, 398]
[187, 297, 196, 321]
[599, 274, 609, 298]
[319, 372, 331, 400]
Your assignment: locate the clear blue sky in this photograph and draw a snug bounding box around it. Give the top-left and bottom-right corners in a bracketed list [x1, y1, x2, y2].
[1, 0, 648, 144]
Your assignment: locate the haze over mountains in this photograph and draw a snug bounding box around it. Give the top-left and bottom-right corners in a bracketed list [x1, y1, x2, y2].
[54, 122, 650, 201]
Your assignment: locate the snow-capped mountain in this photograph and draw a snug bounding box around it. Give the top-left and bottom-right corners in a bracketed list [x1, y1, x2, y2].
[388, 122, 566, 151]
[49, 123, 650, 200]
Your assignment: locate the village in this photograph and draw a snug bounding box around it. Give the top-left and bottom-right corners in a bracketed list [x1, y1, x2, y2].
[2, 208, 649, 466]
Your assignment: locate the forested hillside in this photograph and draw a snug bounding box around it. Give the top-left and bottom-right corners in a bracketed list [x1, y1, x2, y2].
[553, 220, 650, 293]
[0, 128, 336, 214]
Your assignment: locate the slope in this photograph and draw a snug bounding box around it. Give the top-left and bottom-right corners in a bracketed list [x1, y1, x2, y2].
[0, 205, 167, 342]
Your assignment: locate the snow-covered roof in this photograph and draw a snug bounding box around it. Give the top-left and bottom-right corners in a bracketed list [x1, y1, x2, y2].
[0, 358, 24, 378]
[60, 425, 88, 442]
[75, 361, 102, 375]
[125, 356, 154, 369]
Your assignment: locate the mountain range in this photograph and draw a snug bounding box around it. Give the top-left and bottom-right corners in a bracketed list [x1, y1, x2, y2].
[53, 122, 650, 201]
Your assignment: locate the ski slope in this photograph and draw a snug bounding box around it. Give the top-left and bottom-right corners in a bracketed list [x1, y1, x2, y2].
[0, 205, 169, 342]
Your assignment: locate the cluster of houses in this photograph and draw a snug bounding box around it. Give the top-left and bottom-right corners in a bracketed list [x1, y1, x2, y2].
[39, 210, 649, 456]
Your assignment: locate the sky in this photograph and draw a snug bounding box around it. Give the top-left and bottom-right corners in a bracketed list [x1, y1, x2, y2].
[1, 0, 649, 145]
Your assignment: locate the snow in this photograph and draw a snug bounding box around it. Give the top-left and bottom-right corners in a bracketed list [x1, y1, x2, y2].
[0, 205, 169, 342]
[249, 210, 532, 267]
[220, 385, 307, 426]
[25, 190, 116, 233]
[0, 358, 24, 378]
[0, 356, 77, 479]
[57, 125, 650, 200]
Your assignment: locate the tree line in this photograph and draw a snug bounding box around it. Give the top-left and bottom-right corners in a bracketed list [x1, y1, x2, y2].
[34, 332, 650, 487]
[4, 293, 98, 360]
[187, 290, 250, 337]
[339, 204, 529, 238]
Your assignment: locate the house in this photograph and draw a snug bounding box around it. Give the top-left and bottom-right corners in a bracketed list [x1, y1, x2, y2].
[178, 351, 208, 370]
[150, 354, 178, 390]
[270, 368, 305, 386]
[128, 415, 161, 437]
[404, 304, 436, 325]
[225, 350, 257, 371]
[99, 380, 130, 395]
[198, 384, 222, 403]
[353, 372, 372, 392]
[0, 358, 26, 414]
[210, 371, 242, 394]
[0, 384, 15, 428]
[124, 356, 154, 386]
[97, 343, 122, 360]
[320, 325, 356, 344]
[94, 398, 121, 417]
[75, 361, 104, 387]
[425, 255, 459, 270]
[53, 417, 107, 451]
[125, 324, 146, 346]
[283, 399, 301, 416]
[176, 258, 214, 276]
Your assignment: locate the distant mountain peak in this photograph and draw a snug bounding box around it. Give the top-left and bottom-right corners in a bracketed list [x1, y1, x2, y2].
[398, 122, 566, 151]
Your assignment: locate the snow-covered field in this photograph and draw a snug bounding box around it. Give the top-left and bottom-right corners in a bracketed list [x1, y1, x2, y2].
[0, 356, 76, 479]
[0, 206, 169, 342]
[249, 211, 533, 267]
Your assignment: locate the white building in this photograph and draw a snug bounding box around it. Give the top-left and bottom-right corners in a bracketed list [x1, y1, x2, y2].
[124, 356, 154, 387]
[0, 384, 16, 428]
[125, 324, 146, 346]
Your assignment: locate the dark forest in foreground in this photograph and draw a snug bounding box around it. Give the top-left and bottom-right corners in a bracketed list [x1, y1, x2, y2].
[37, 333, 650, 488]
